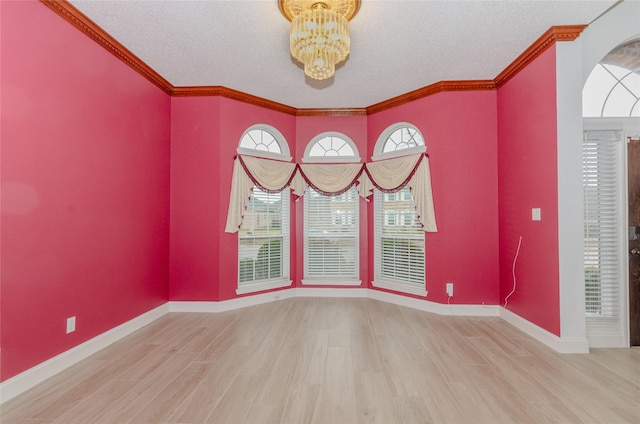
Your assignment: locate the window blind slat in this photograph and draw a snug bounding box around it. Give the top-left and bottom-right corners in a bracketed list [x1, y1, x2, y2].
[239, 188, 289, 285]
[583, 131, 621, 319]
[304, 187, 359, 278]
[375, 188, 425, 287]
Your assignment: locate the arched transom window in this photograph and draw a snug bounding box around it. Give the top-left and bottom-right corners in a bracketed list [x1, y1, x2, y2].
[303, 132, 360, 163]
[373, 123, 425, 161]
[583, 39, 640, 118]
[238, 124, 291, 161]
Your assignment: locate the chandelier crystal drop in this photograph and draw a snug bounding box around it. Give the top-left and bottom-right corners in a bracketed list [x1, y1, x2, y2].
[279, 0, 360, 81]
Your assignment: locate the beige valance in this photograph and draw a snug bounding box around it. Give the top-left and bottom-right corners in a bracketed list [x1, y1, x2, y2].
[225, 153, 437, 233]
[298, 163, 364, 196]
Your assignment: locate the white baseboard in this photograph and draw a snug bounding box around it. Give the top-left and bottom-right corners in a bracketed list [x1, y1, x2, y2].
[296, 287, 369, 298]
[367, 289, 500, 316]
[499, 307, 590, 353]
[0, 303, 169, 404]
[2, 288, 590, 404]
[169, 288, 297, 313]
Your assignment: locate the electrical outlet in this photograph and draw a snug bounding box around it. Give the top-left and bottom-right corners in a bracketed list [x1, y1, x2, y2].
[66, 316, 76, 334]
[446, 282, 454, 297]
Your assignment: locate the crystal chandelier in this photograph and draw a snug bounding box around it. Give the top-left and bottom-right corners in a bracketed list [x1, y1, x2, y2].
[279, 0, 361, 80]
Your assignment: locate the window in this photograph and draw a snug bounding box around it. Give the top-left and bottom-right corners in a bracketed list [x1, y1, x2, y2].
[302, 133, 360, 285]
[237, 124, 292, 161]
[302, 132, 360, 163]
[583, 63, 640, 117]
[372, 123, 427, 296]
[372, 122, 425, 161]
[375, 188, 425, 290]
[583, 40, 640, 118]
[304, 187, 359, 281]
[583, 130, 626, 342]
[237, 126, 291, 294]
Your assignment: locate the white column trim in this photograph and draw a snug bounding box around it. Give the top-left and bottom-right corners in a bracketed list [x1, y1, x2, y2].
[500, 307, 589, 353]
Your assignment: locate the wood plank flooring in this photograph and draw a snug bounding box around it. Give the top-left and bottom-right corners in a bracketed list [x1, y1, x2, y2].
[2, 298, 639, 423]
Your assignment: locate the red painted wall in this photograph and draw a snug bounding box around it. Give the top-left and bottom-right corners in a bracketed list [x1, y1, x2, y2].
[368, 91, 500, 304]
[0, 0, 564, 384]
[497, 47, 561, 335]
[169, 97, 297, 301]
[1, 1, 171, 381]
[169, 93, 499, 304]
[169, 96, 222, 301]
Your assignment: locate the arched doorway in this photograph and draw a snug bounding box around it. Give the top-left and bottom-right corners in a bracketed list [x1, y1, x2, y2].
[582, 37, 640, 347]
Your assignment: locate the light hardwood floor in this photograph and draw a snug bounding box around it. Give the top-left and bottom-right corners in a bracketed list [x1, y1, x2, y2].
[2, 298, 639, 423]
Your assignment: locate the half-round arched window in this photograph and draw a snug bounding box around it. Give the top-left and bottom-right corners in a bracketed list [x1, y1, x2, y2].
[582, 39, 640, 118]
[237, 124, 291, 161]
[372, 122, 426, 161]
[302, 132, 360, 163]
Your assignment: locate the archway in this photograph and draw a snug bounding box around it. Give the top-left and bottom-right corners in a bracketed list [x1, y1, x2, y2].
[581, 15, 640, 347]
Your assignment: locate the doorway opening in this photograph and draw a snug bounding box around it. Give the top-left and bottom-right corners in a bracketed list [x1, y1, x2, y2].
[582, 37, 640, 347]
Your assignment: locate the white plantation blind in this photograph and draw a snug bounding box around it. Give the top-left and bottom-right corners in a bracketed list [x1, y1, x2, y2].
[374, 187, 425, 293]
[238, 187, 290, 291]
[304, 187, 359, 280]
[583, 130, 623, 322]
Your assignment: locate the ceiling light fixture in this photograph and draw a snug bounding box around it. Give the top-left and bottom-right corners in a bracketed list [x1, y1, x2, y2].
[279, 0, 361, 80]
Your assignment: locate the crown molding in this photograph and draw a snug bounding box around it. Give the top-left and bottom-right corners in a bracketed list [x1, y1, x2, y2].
[366, 80, 497, 115]
[40, 1, 587, 116]
[40, 0, 173, 95]
[171, 86, 298, 116]
[296, 108, 367, 117]
[494, 25, 587, 88]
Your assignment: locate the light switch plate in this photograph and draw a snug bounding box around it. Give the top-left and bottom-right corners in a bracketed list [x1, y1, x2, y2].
[66, 316, 76, 334]
[532, 208, 541, 221]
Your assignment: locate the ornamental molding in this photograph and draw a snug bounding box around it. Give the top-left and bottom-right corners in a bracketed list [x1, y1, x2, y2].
[40, 1, 587, 116]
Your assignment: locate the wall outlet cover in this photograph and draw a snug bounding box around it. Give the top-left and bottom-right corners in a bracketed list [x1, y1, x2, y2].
[446, 282, 454, 297]
[66, 316, 76, 334]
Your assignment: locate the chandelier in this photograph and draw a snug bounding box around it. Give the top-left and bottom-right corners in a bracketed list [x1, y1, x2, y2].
[279, 0, 361, 80]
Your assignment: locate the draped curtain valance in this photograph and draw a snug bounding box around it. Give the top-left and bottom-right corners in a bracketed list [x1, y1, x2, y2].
[225, 153, 437, 233]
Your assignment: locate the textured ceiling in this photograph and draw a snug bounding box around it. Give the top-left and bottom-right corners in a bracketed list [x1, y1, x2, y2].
[68, 0, 620, 109]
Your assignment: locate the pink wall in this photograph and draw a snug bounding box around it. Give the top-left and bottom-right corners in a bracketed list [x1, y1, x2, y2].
[497, 47, 561, 335]
[368, 91, 501, 304]
[169, 93, 499, 304]
[1, 0, 565, 384]
[169, 97, 297, 301]
[1, 1, 171, 381]
[169, 96, 222, 301]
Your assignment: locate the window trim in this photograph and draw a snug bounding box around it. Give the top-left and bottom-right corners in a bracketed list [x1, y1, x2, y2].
[372, 188, 427, 297]
[237, 188, 291, 295]
[237, 278, 292, 295]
